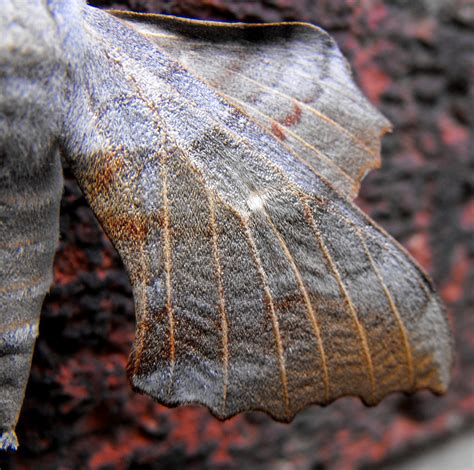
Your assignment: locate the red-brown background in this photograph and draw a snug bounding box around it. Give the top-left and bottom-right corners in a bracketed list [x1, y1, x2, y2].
[2, 1, 473, 468]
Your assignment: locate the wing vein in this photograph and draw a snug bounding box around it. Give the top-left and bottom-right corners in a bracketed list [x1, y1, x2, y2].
[240, 216, 291, 418]
[319, 198, 438, 327]
[207, 192, 230, 413]
[227, 94, 355, 186]
[355, 227, 416, 391]
[306, 208, 377, 403]
[200, 65, 378, 158]
[263, 209, 331, 402]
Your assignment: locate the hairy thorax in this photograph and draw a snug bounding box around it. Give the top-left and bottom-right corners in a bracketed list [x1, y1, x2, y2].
[0, 0, 82, 179]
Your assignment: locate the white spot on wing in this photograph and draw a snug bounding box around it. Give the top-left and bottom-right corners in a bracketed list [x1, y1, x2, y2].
[247, 193, 265, 212]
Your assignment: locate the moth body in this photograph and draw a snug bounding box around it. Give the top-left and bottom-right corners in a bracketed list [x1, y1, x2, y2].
[0, 0, 453, 450]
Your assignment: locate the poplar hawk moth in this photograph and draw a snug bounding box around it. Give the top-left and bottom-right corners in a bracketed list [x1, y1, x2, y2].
[0, 0, 453, 451]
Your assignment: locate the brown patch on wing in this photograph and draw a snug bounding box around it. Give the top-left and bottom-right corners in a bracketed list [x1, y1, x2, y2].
[79, 150, 126, 198]
[94, 151, 126, 195]
[281, 102, 302, 127]
[271, 121, 286, 141]
[100, 211, 154, 244]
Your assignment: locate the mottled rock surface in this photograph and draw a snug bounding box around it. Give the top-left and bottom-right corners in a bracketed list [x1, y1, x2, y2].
[1, 0, 472, 468]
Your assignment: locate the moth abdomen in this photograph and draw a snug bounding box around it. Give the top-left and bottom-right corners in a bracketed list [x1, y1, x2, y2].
[0, 155, 63, 450]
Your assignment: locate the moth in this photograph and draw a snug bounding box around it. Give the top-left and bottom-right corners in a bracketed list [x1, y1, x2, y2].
[0, 0, 453, 451]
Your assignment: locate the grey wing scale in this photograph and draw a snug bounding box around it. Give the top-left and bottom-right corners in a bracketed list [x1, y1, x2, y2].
[60, 7, 452, 422]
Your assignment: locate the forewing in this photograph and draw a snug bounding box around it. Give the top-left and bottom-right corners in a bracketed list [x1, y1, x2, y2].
[64, 6, 452, 421]
[110, 11, 392, 199]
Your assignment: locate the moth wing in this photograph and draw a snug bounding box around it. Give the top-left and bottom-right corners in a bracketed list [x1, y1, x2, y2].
[65, 6, 452, 422]
[110, 11, 391, 199]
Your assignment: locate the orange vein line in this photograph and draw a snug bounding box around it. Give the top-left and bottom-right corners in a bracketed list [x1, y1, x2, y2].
[315, 196, 439, 344]
[328, 198, 437, 313]
[221, 95, 355, 186]
[356, 228, 416, 391]
[161, 160, 176, 384]
[240, 217, 290, 418]
[209, 67, 378, 159]
[208, 192, 230, 412]
[263, 209, 330, 403]
[307, 210, 377, 404]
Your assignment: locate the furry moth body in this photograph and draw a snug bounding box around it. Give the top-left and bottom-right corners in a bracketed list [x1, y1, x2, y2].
[0, 0, 453, 450]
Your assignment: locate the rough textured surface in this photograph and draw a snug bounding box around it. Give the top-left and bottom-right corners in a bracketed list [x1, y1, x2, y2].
[1, 0, 472, 468]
